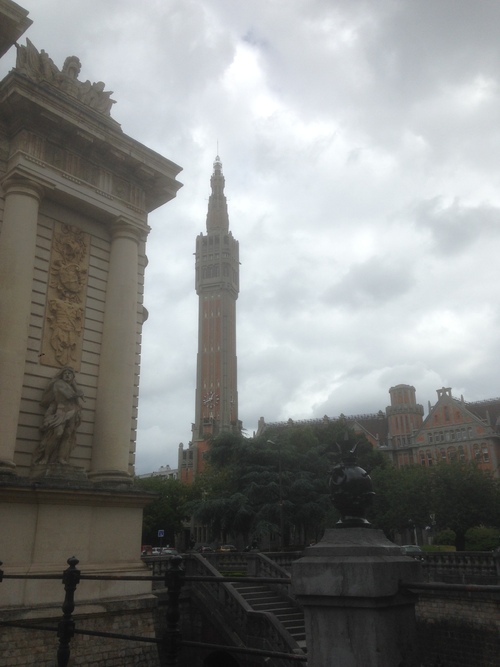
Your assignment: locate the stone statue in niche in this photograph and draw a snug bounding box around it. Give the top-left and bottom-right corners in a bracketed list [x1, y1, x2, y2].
[15, 39, 116, 116]
[33, 368, 84, 466]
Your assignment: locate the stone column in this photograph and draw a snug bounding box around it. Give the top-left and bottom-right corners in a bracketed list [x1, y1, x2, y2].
[0, 177, 44, 474]
[89, 217, 145, 484]
[292, 528, 423, 667]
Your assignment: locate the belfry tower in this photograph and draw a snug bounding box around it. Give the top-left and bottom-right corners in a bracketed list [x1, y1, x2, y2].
[179, 156, 241, 482]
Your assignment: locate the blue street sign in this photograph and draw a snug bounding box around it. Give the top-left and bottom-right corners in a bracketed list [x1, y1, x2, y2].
[158, 529, 165, 538]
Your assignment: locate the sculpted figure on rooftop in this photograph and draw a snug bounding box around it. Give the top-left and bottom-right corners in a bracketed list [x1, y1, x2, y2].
[15, 39, 115, 115]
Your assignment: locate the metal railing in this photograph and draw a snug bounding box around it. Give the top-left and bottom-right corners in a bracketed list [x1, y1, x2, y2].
[420, 550, 500, 584]
[0, 555, 307, 666]
[183, 552, 305, 663]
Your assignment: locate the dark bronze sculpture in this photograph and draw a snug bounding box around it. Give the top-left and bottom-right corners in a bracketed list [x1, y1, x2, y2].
[329, 441, 375, 528]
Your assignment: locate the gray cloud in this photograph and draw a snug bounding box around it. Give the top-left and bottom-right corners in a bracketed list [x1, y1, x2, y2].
[412, 198, 500, 255]
[7, 0, 500, 473]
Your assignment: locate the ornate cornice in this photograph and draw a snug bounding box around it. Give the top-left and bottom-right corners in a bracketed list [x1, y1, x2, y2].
[0, 74, 183, 213]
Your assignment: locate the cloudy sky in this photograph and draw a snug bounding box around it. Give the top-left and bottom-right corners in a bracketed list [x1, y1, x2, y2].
[3, 1, 500, 473]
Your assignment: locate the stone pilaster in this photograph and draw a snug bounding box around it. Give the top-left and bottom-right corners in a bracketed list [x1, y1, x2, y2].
[292, 528, 423, 667]
[0, 176, 44, 474]
[89, 217, 145, 484]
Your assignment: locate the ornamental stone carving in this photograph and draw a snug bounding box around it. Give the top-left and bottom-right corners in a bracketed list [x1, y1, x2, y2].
[46, 299, 84, 367]
[15, 39, 116, 116]
[41, 222, 90, 370]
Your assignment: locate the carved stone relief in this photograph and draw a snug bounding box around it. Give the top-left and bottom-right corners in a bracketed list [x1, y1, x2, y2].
[41, 222, 90, 370]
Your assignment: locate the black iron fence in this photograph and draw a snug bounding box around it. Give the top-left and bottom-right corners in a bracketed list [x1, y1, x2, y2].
[0, 555, 307, 666]
[2, 551, 499, 666]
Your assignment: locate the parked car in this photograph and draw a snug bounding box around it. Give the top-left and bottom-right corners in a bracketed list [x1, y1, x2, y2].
[151, 547, 161, 556]
[161, 547, 179, 557]
[196, 545, 214, 554]
[401, 545, 424, 560]
[217, 544, 237, 552]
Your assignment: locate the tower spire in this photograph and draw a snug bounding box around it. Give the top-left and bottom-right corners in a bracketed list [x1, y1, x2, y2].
[206, 155, 229, 234]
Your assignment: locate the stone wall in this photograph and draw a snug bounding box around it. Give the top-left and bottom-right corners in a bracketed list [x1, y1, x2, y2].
[0, 596, 160, 667]
[416, 589, 499, 667]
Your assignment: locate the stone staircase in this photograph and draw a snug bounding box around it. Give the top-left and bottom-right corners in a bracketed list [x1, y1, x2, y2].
[231, 580, 307, 648]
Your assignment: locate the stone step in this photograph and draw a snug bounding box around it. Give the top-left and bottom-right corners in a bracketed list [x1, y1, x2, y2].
[280, 617, 305, 627]
[232, 586, 270, 595]
[241, 591, 278, 600]
[230, 580, 307, 649]
[273, 611, 304, 625]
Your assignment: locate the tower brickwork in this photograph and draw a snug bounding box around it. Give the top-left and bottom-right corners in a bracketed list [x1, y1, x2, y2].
[179, 156, 241, 483]
[386, 384, 424, 453]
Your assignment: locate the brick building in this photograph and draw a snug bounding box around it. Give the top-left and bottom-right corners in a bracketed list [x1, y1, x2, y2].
[386, 385, 500, 475]
[257, 384, 500, 478]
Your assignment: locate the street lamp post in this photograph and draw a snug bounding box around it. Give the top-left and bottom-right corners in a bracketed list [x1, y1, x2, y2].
[268, 440, 284, 551]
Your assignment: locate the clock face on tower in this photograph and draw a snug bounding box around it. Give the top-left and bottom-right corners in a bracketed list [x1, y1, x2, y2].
[203, 392, 219, 408]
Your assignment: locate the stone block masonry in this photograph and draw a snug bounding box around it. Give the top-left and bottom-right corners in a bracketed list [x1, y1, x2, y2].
[416, 590, 500, 667]
[0, 597, 161, 667]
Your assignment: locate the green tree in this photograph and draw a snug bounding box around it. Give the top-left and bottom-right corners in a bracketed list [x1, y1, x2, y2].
[136, 477, 197, 546]
[370, 464, 433, 539]
[370, 461, 500, 551]
[188, 422, 381, 547]
[429, 462, 500, 551]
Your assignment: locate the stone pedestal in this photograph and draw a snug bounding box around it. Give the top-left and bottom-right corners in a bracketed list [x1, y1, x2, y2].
[0, 477, 155, 607]
[292, 528, 423, 667]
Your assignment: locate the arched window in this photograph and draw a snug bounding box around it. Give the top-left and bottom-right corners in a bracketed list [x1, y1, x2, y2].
[426, 450, 433, 466]
[420, 451, 426, 466]
[440, 448, 446, 461]
[458, 446, 465, 462]
[482, 446, 490, 463]
[473, 444, 481, 460]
